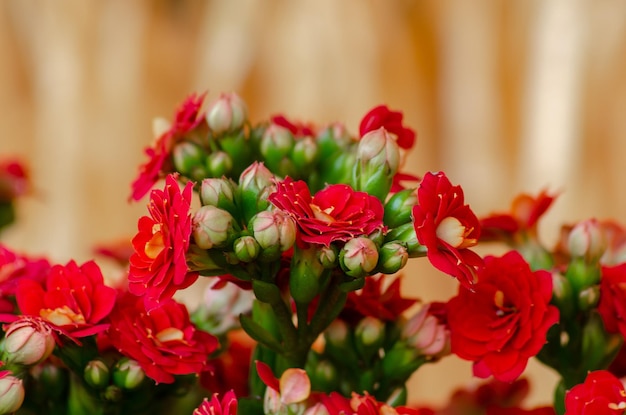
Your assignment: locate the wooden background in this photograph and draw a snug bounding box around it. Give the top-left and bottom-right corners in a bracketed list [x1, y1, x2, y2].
[2, 0, 626, 408]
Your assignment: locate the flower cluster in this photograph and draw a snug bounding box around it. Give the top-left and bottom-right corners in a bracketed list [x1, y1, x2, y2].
[1, 92, 625, 415]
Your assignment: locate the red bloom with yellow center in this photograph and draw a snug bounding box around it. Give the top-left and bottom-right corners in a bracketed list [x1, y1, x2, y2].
[268, 177, 385, 247]
[16, 260, 116, 338]
[446, 251, 559, 382]
[564, 370, 626, 415]
[106, 293, 218, 384]
[128, 174, 197, 310]
[412, 171, 484, 288]
[359, 105, 416, 150]
[130, 93, 205, 201]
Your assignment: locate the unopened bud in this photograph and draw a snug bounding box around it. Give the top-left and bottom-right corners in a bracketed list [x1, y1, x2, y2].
[192, 205, 237, 250]
[353, 127, 400, 201]
[318, 245, 338, 269]
[568, 219, 606, 262]
[384, 189, 418, 228]
[206, 92, 248, 134]
[260, 125, 294, 165]
[172, 141, 206, 176]
[551, 272, 575, 318]
[233, 235, 261, 262]
[84, 359, 110, 389]
[291, 136, 318, 172]
[200, 177, 238, 214]
[355, 316, 385, 361]
[206, 151, 233, 177]
[402, 306, 450, 358]
[385, 223, 425, 257]
[3, 316, 55, 366]
[377, 241, 408, 274]
[112, 357, 145, 390]
[578, 286, 600, 311]
[340, 237, 379, 278]
[0, 372, 24, 414]
[250, 210, 296, 252]
[239, 162, 275, 222]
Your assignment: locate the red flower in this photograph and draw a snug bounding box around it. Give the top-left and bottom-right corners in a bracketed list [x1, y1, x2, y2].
[447, 251, 559, 382]
[598, 263, 626, 337]
[16, 260, 116, 338]
[564, 370, 626, 415]
[321, 391, 420, 415]
[271, 114, 315, 137]
[487, 408, 556, 415]
[269, 177, 385, 247]
[0, 244, 50, 299]
[412, 171, 484, 288]
[359, 105, 416, 149]
[128, 174, 198, 310]
[342, 274, 417, 324]
[480, 190, 556, 242]
[130, 93, 205, 201]
[0, 159, 29, 201]
[106, 293, 218, 384]
[193, 390, 238, 415]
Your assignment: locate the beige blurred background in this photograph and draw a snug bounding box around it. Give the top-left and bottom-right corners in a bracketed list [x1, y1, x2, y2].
[2, 0, 626, 409]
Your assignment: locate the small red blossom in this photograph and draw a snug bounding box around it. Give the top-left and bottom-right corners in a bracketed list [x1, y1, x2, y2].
[271, 114, 315, 137]
[130, 93, 205, 201]
[359, 105, 416, 149]
[16, 260, 116, 338]
[128, 174, 198, 310]
[0, 244, 50, 299]
[106, 293, 218, 384]
[412, 171, 484, 288]
[447, 251, 559, 382]
[564, 370, 626, 415]
[342, 274, 417, 324]
[0, 159, 29, 201]
[193, 390, 238, 415]
[269, 177, 385, 247]
[321, 391, 420, 415]
[598, 263, 626, 337]
[480, 190, 557, 242]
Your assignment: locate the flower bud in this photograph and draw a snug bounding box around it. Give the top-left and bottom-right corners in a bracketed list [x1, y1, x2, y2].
[260, 124, 294, 167]
[239, 162, 275, 222]
[206, 151, 233, 177]
[568, 219, 606, 262]
[196, 279, 254, 334]
[251, 210, 296, 252]
[318, 245, 338, 269]
[578, 286, 600, 311]
[402, 306, 450, 358]
[355, 316, 385, 362]
[291, 136, 318, 173]
[384, 189, 418, 228]
[112, 357, 145, 390]
[316, 122, 354, 159]
[172, 141, 207, 177]
[377, 241, 408, 274]
[339, 237, 379, 278]
[233, 235, 261, 263]
[384, 223, 426, 257]
[192, 205, 237, 250]
[3, 316, 55, 366]
[102, 385, 123, 402]
[551, 272, 575, 318]
[0, 372, 24, 414]
[84, 359, 110, 389]
[290, 247, 323, 305]
[200, 177, 238, 214]
[206, 92, 248, 134]
[566, 257, 601, 294]
[353, 127, 400, 201]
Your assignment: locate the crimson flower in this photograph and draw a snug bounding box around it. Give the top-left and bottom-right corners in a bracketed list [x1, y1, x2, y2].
[447, 251, 559, 382]
[271, 114, 315, 137]
[130, 93, 205, 201]
[412, 171, 484, 288]
[321, 391, 420, 415]
[359, 105, 416, 149]
[128, 174, 198, 310]
[16, 260, 116, 338]
[564, 370, 626, 415]
[598, 263, 626, 337]
[0, 159, 29, 201]
[269, 177, 385, 247]
[106, 293, 218, 384]
[0, 244, 50, 298]
[193, 390, 238, 415]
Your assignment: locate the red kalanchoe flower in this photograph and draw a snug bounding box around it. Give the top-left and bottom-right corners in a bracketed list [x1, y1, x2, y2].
[0, 159, 29, 201]
[269, 177, 385, 247]
[130, 93, 205, 201]
[106, 293, 218, 384]
[412, 171, 484, 288]
[193, 390, 238, 415]
[598, 263, 626, 338]
[447, 251, 559, 382]
[271, 114, 315, 137]
[342, 274, 417, 324]
[321, 391, 420, 415]
[0, 244, 50, 299]
[16, 260, 116, 338]
[480, 190, 556, 242]
[359, 105, 416, 149]
[564, 370, 626, 415]
[128, 174, 198, 310]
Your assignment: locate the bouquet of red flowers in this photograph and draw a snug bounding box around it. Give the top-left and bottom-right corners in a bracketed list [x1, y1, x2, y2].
[1, 92, 625, 415]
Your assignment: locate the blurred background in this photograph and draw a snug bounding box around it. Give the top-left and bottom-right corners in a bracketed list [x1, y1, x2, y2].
[2, 0, 626, 408]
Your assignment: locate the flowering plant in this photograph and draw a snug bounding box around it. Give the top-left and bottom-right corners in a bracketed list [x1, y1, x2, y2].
[1, 92, 626, 415]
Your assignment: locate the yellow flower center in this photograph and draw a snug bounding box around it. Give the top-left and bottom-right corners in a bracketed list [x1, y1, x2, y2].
[41, 305, 86, 326]
[435, 216, 476, 248]
[155, 327, 185, 344]
[310, 203, 336, 223]
[144, 225, 165, 259]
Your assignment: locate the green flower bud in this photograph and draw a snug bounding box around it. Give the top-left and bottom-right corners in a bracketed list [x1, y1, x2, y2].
[339, 237, 379, 278]
[250, 210, 296, 252]
[84, 360, 110, 389]
[233, 235, 261, 262]
[578, 286, 600, 311]
[377, 241, 408, 274]
[206, 151, 233, 177]
[353, 128, 400, 201]
[192, 205, 237, 250]
[384, 188, 418, 228]
[200, 177, 238, 215]
[290, 247, 323, 304]
[112, 358, 145, 390]
[355, 316, 385, 362]
[260, 124, 294, 170]
[291, 136, 318, 174]
[384, 223, 426, 257]
[318, 245, 338, 269]
[239, 162, 275, 223]
[551, 272, 575, 318]
[566, 257, 601, 294]
[568, 219, 606, 262]
[102, 385, 123, 402]
[206, 92, 248, 135]
[172, 141, 206, 176]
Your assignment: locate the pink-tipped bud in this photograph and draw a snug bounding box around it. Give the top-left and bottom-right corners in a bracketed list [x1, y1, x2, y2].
[377, 242, 409, 274]
[206, 151, 233, 177]
[3, 316, 55, 366]
[568, 219, 606, 262]
[339, 237, 379, 278]
[192, 205, 237, 250]
[200, 177, 237, 211]
[251, 210, 296, 252]
[206, 92, 248, 134]
[358, 127, 400, 176]
[355, 316, 385, 361]
[402, 305, 450, 358]
[0, 371, 24, 414]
